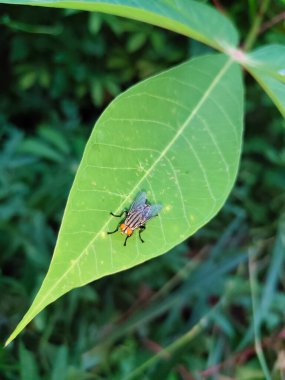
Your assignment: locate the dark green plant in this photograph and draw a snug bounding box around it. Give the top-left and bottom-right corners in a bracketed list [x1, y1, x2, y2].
[0, 2, 284, 378]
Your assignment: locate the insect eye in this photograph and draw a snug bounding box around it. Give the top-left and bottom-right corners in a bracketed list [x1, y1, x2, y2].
[120, 223, 125, 231]
[127, 228, 133, 236]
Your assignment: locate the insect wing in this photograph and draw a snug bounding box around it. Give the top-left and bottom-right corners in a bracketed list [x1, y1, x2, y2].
[143, 204, 162, 222]
[129, 192, 147, 212]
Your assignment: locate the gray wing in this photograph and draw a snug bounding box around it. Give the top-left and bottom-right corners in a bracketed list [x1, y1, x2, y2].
[143, 204, 162, 222]
[129, 192, 147, 211]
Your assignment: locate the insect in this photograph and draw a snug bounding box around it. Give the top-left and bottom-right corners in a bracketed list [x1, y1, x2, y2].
[107, 192, 162, 246]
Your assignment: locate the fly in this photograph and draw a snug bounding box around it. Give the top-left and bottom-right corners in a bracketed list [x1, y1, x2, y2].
[107, 192, 162, 246]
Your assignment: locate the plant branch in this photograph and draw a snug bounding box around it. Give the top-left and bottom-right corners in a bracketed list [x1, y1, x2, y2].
[243, 0, 271, 51]
[211, 0, 226, 14]
[259, 11, 285, 34]
[248, 250, 271, 380]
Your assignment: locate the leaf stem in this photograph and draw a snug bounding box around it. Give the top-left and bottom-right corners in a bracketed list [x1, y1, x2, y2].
[124, 315, 208, 380]
[243, 0, 271, 51]
[124, 297, 227, 380]
[248, 249, 271, 380]
[259, 11, 285, 34]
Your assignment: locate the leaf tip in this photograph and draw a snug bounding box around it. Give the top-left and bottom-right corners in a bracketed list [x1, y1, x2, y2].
[4, 337, 12, 348]
[4, 330, 17, 348]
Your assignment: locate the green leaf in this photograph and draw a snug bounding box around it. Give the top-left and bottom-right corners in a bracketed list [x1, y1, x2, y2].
[245, 44, 285, 117]
[51, 346, 68, 380]
[38, 126, 71, 155]
[5, 53, 244, 345]
[0, 0, 239, 50]
[19, 342, 40, 380]
[17, 138, 64, 162]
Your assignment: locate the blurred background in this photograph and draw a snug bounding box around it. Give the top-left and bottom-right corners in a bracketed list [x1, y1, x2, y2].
[0, 1, 285, 379]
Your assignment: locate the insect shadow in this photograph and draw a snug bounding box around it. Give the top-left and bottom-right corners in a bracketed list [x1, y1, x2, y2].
[107, 192, 162, 246]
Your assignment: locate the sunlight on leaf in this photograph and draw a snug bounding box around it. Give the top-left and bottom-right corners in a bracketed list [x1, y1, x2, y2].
[5, 53, 244, 345]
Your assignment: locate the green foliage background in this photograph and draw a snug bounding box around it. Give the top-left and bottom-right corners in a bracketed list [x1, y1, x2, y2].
[0, 1, 285, 379]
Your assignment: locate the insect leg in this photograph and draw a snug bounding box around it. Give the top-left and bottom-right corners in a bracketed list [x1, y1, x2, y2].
[138, 225, 146, 243]
[107, 225, 119, 235]
[110, 210, 127, 218]
[107, 216, 126, 235]
[124, 235, 131, 246]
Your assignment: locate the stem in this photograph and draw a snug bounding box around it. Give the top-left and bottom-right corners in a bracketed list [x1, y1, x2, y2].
[259, 11, 285, 34]
[248, 250, 271, 380]
[124, 317, 207, 380]
[124, 297, 227, 380]
[243, 0, 271, 51]
[212, 0, 226, 14]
